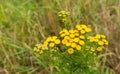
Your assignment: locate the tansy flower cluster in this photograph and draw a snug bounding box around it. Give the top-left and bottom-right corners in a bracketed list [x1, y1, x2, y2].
[75, 24, 92, 34]
[33, 11, 109, 74]
[43, 36, 61, 48]
[58, 11, 70, 18]
[87, 34, 108, 51]
[58, 11, 70, 23]
[34, 24, 108, 55]
[33, 43, 48, 56]
[59, 24, 92, 54]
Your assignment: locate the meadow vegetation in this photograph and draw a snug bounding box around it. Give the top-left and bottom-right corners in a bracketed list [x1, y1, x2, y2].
[0, 0, 120, 74]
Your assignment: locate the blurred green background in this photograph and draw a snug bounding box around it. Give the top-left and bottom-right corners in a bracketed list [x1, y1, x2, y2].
[0, 0, 120, 74]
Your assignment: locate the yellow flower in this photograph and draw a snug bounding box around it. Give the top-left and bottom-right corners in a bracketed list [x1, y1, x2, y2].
[101, 35, 106, 38]
[69, 38, 74, 43]
[36, 44, 42, 49]
[102, 39, 107, 42]
[63, 29, 68, 32]
[95, 34, 101, 39]
[89, 37, 94, 42]
[49, 42, 55, 47]
[74, 30, 79, 33]
[65, 31, 70, 35]
[59, 29, 68, 34]
[39, 50, 43, 54]
[35, 43, 42, 48]
[33, 47, 38, 52]
[75, 33, 79, 36]
[76, 45, 81, 51]
[62, 39, 67, 44]
[97, 47, 103, 51]
[55, 39, 60, 44]
[66, 12, 70, 15]
[79, 40, 85, 45]
[85, 28, 91, 32]
[102, 39, 108, 45]
[43, 41, 48, 46]
[76, 25, 82, 30]
[64, 36, 70, 40]
[52, 36, 57, 39]
[58, 11, 70, 17]
[68, 48, 74, 54]
[60, 33, 66, 37]
[90, 47, 95, 51]
[105, 41, 108, 45]
[81, 24, 87, 29]
[87, 36, 92, 39]
[70, 34, 75, 38]
[66, 42, 71, 46]
[98, 41, 104, 46]
[42, 45, 48, 50]
[69, 30, 75, 33]
[51, 36, 57, 41]
[71, 42, 77, 48]
[73, 38, 79, 42]
[79, 35, 85, 39]
[94, 38, 99, 42]
[58, 14, 62, 17]
[46, 37, 52, 42]
[81, 30, 86, 34]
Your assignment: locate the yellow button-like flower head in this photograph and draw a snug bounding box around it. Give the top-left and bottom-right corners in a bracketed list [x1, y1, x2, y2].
[97, 47, 103, 51]
[71, 42, 77, 48]
[46, 37, 52, 42]
[98, 41, 104, 46]
[73, 38, 80, 42]
[66, 42, 71, 46]
[55, 39, 60, 44]
[69, 30, 75, 34]
[33, 47, 38, 52]
[79, 40, 85, 46]
[70, 34, 75, 38]
[43, 41, 48, 46]
[76, 45, 81, 51]
[81, 24, 87, 29]
[95, 34, 101, 39]
[68, 48, 74, 54]
[60, 33, 66, 37]
[81, 30, 86, 34]
[79, 35, 85, 39]
[39, 50, 43, 54]
[101, 35, 106, 38]
[49, 43, 55, 47]
[85, 28, 91, 32]
[62, 39, 67, 45]
[76, 25, 82, 30]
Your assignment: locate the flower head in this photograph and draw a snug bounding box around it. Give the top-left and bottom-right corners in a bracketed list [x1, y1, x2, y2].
[49, 42, 55, 47]
[68, 48, 74, 54]
[98, 41, 104, 46]
[34, 43, 48, 56]
[76, 45, 81, 51]
[97, 47, 103, 51]
[79, 40, 85, 46]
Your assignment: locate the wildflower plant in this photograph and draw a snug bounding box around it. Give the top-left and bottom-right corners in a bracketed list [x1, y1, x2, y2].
[33, 11, 109, 74]
[58, 11, 71, 28]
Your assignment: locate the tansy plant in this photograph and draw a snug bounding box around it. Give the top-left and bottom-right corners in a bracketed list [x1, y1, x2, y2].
[33, 11, 108, 74]
[58, 11, 71, 28]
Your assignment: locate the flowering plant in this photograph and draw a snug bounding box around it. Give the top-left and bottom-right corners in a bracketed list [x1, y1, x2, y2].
[33, 11, 108, 74]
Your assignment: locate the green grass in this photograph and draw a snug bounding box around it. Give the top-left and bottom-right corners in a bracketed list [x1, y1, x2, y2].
[0, 0, 120, 74]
